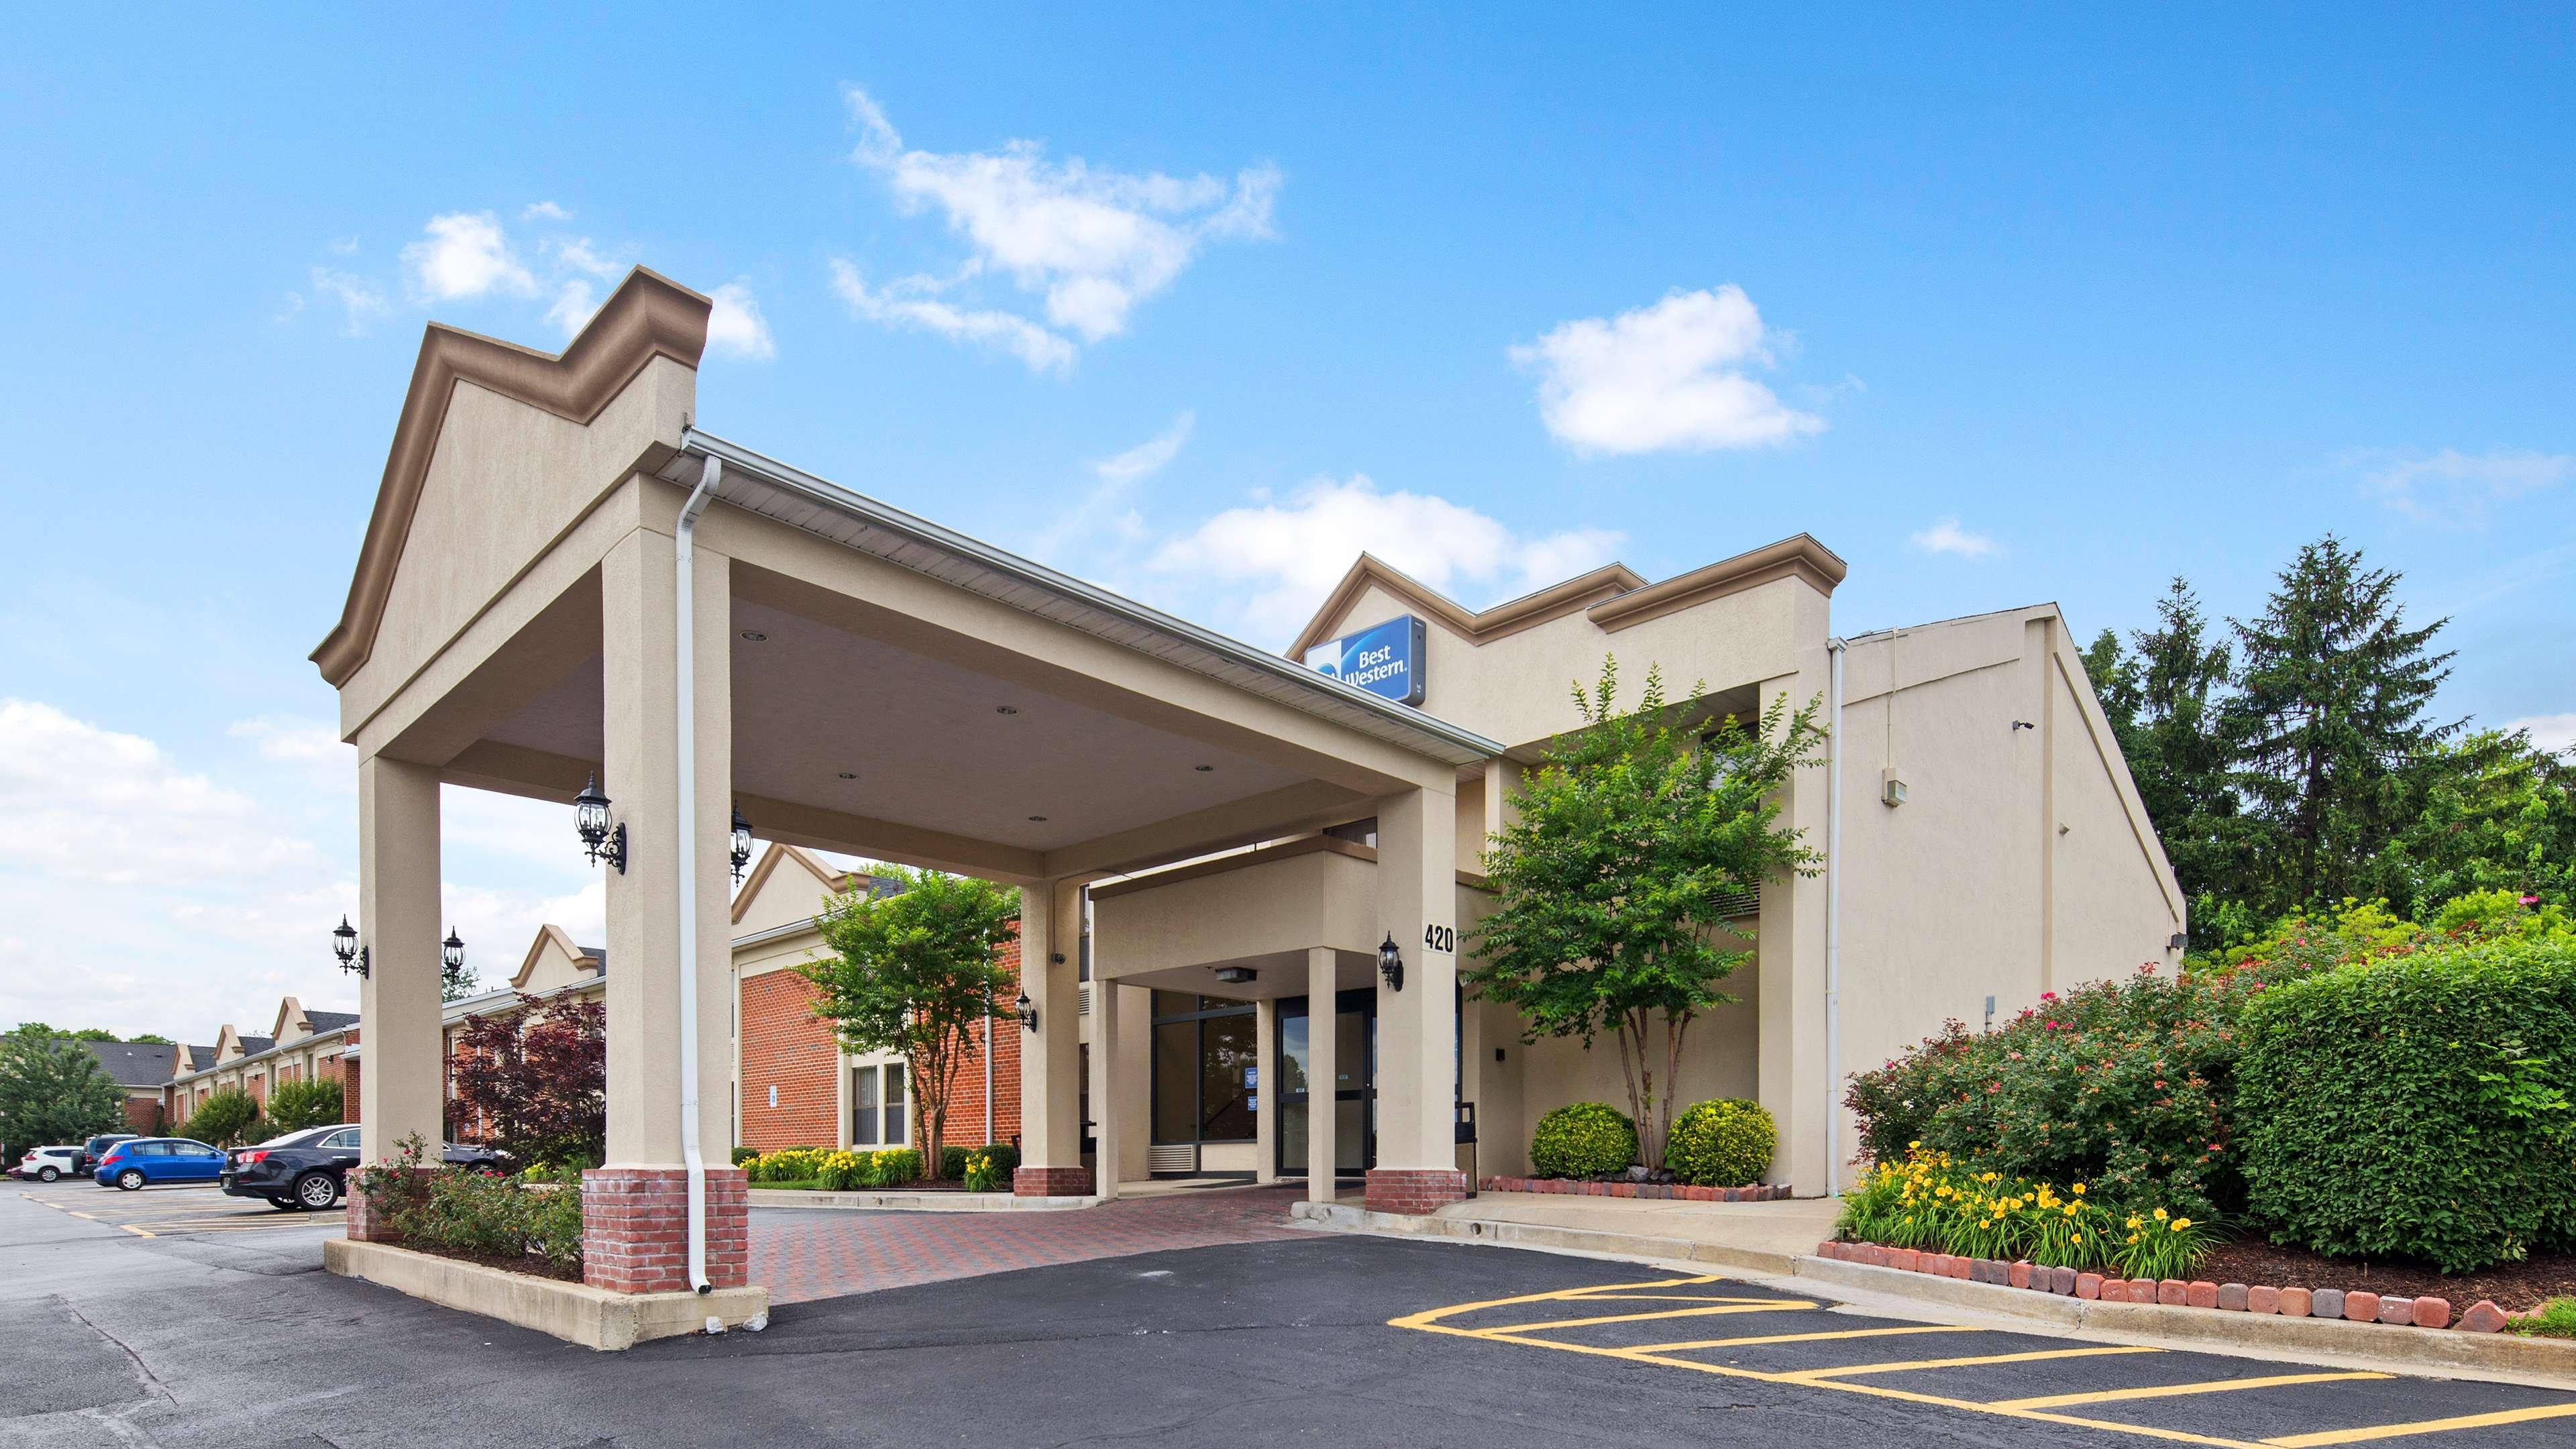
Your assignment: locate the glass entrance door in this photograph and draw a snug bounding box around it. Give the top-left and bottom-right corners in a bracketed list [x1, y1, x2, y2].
[1276, 989, 1374, 1177]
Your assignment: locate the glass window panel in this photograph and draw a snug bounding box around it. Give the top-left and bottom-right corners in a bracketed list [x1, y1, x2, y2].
[853, 1066, 879, 1145]
[884, 1064, 906, 1145]
[1278, 1013, 1310, 1096]
[1199, 1012, 1256, 1141]
[1335, 1010, 1366, 1091]
[1280, 1100, 1307, 1167]
[1152, 1021, 1196, 1142]
[1335, 1098, 1365, 1171]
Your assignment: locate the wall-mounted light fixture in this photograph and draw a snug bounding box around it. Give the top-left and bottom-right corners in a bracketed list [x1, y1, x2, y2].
[2011, 720, 2036, 732]
[441, 928, 466, 973]
[729, 806, 754, 883]
[331, 916, 368, 979]
[574, 772, 627, 873]
[1378, 932, 1405, 993]
[1015, 990, 1038, 1033]
[1214, 966, 1257, 985]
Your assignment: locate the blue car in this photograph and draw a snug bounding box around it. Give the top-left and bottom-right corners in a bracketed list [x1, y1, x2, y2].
[93, 1137, 227, 1191]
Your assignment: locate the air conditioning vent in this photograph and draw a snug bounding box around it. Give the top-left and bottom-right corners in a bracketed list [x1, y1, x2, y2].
[1077, 985, 1091, 1016]
[1147, 1144, 1198, 1175]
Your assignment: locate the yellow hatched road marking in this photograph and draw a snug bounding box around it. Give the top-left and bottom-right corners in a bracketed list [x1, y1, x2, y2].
[1489, 1300, 1817, 1335]
[1782, 1346, 2161, 1381]
[119, 1224, 154, 1238]
[1994, 1372, 2391, 1411]
[2262, 1403, 2576, 1446]
[1635, 1324, 1984, 1353]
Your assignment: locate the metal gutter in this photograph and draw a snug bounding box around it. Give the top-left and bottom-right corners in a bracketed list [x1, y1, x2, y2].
[672, 429, 1504, 768]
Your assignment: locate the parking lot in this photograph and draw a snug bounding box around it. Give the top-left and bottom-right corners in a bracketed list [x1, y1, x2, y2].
[12, 1176, 343, 1238]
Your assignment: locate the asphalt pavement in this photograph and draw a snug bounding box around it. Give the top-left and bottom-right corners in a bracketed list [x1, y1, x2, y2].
[5, 1179, 2572, 1448]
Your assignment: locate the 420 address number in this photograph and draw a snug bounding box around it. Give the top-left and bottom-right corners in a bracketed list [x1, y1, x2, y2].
[1422, 924, 1455, 953]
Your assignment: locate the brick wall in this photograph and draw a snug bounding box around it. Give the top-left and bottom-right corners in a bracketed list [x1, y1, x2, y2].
[582, 1167, 750, 1293]
[936, 933, 1022, 1148]
[341, 1032, 362, 1126]
[121, 1094, 164, 1134]
[737, 969, 843, 1150]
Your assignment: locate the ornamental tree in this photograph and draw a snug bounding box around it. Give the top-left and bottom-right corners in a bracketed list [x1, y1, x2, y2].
[263, 1077, 345, 1135]
[447, 991, 607, 1167]
[800, 865, 1017, 1179]
[1465, 659, 1825, 1171]
[0, 1028, 126, 1159]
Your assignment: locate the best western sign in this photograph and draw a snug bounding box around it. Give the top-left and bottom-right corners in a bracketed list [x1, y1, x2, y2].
[1302, 614, 1426, 706]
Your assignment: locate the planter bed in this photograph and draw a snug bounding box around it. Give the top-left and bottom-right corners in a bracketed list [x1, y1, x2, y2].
[1483, 1175, 1792, 1202]
[1820, 1237, 2552, 1336]
[2194, 1240, 2576, 1317]
[366, 1235, 582, 1283]
[753, 1177, 979, 1192]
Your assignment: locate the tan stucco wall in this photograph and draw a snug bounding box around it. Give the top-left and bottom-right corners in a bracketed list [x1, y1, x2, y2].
[1091, 847, 1383, 979]
[732, 851, 845, 939]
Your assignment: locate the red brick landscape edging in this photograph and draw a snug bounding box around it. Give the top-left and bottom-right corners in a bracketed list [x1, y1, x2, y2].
[1483, 1175, 1792, 1202]
[1817, 1238, 2524, 1336]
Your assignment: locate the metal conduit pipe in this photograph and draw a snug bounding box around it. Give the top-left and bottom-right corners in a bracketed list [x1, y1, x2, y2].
[673, 451, 720, 1293]
[1824, 635, 1846, 1199]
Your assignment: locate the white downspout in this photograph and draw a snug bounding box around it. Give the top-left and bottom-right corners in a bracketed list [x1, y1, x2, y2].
[674, 451, 720, 1294]
[983, 1010, 994, 1146]
[1824, 635, 1847, 1199]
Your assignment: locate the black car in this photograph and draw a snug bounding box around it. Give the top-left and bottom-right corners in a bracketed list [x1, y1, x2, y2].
[219, 1125, 511, 1210]
[76, 1132, 139, 1178]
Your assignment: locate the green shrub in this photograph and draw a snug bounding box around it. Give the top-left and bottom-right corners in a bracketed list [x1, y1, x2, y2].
[1666, 1099, 1774, 1187]
[1837, 1148, 2219, 1277]
[961, 1148, 1009, 1191]
[2235, 938, 2576, 1273]
[262, 1078, 343, 1135]
[730, 1146, 759, 1167]
[873, 1148, 923, 1185]
[941, 1142, 1020, 1181]
[1529, 1102, 1637, 1179]
[352, 1133, 583, 1276]
[749, 1146, 828, 1183]
[181, 1087, 267, 1148]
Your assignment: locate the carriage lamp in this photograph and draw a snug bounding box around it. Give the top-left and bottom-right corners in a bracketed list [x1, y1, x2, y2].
[331, 916, 368, 979]
[1378, 932, 1405, 993]
[1016, 991, 1038, 1033]
[730, 806, 755, 883]
[574, 772, 627, 873]
[442, 928, 466, 973]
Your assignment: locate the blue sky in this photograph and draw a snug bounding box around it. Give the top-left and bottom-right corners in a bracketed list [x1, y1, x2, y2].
[3, 6, 2570, 1038]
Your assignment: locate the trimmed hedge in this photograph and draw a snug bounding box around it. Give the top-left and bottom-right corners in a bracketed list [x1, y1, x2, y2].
[1530, 1102, 1637, 1179]
[1666, 1099, 1774, 1187]
[941, 1142, 1020, 1181]
[2235, 940, 2576, 1273]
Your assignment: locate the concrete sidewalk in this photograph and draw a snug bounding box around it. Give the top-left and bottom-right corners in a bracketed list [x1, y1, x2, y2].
[1297, 1188, 1843, 1275]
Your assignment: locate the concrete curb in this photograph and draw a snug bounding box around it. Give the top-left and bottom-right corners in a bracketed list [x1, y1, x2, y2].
[746, 1188, 1098, 1212]
[324, 1238, 769, 1350]
[1289, 1199, 1798, 1276]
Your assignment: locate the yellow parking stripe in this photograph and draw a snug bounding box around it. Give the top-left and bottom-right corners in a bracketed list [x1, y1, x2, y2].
[1994, 1373, 2391, 1411]
[1783, 1346, 2161, 1380]
[119, 1224, 155, 1238]
[1635, 1324, 1984, 1353]
[1484, 1300, 1818, 1335]
[1387, 1272, 1725, 1330]
[2263, 1403, 2576, 1446]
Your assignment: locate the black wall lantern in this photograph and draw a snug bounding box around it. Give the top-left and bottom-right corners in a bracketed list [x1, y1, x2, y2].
[1015, 990, 1038, 1033]
[574, 772, 627, 873]
[729, 806, 754, 883]
[331, 916, 368, 979]
[1378, 932, 1405, 992]
[441, 928, 466, 973]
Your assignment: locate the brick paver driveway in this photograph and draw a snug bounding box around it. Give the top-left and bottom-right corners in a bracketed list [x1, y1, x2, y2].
[751, 1183, 1307, 1303]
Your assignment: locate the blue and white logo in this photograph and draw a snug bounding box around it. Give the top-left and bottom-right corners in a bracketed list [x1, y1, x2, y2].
[1302, 614, 1427, 706]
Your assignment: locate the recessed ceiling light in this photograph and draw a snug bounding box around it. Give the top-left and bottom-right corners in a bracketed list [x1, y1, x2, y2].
[837, 771, 858, 780]
[1028, 814, 1048, 822]
[739, 631, 768, 642]
[995, 705, 1020, 715]
[1194, 764, 1214, 772]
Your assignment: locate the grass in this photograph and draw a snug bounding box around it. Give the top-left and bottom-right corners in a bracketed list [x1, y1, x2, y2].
[752, 1178, 825, 1190]
[2507, 1297, 2576, 1339]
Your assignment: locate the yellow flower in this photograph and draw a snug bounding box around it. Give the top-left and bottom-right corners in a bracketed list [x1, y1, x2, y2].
[2072, 1183, 2086, 1195]
[2152, 1207, 2169, 1222]
[2171, 1218, 2192, 1231]
[2125, 1214, 2143, 1229]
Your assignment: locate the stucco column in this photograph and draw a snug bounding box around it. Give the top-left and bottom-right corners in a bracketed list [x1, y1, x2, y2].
[1252, 998, 1278, 1184]
[1756, 650, 1834, 1196]
[1366, 783, 1463, 1214]
[1305, 945, 1337, 1199]
[585, 526, 746, 1293]
[1091, 978, 1123, 1199]
[1014, 879, 1089, 1195]
[354, 753, 441, 1171]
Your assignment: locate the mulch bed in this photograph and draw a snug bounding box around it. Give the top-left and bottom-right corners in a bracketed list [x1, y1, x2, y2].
[375, 1236, 584, 1283]
[2196, 1239, 2576, 1313]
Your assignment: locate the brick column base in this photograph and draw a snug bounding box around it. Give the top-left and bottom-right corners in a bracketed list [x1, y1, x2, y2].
[582, 1166, 750, 1294]
[345, 1167, 433, 1242]
[1014, 1165, 1093, 1197]
[1365, 1167, 1470, 1215]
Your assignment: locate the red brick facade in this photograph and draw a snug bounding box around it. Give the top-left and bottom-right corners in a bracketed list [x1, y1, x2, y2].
[1364, 1168, 1470, 1214]
[737, 969, 845, 1150]
[119, 1095, 164, 1133]
[1013, 1165, 1094, 1196]
[582, 1166, 751, 1293]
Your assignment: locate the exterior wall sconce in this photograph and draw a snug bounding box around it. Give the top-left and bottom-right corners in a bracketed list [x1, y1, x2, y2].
[1378, 932, 1405, 992]
[574, 772, 627, 873]
[729, 806, 754, 883]
[2011, 720, 2036, 732]
[441, 928, 466, 973]
[331, 916, 368, 979]
[1015, 991, 1038, 1033]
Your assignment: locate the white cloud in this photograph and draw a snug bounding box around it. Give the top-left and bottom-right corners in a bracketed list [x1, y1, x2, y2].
[1511, 286, 1825, 454]
[521, 201, 572, 222]
[2508, 713, 2576, 757]
[1909, 517, 1998, 559]
[402, 211, 539, 301]
[2359, 447, 2571, 527]
[829, 259, 1076, 375]
[544, 279, 600, 337]
[707, 281, 777, 360]
[1145, 474, 1623, 643]
[0, 700, 315, 888]
[307, 267, 391, 336]
[1093, 411, 1194, 485]
[837, 86, 1279, 368]
[550, 236, 624, 279]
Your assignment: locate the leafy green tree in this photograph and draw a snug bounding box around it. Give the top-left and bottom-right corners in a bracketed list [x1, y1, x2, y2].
[262, 1077, 345, 1135]
[124, 1034, 175, 1046]
[2382, 729, 2576, 910]
[180, 1087, 266, 1148]
[443, 955, 477, 1004]
[1465, 660, 1825, 1171]
[0, 1028, 126, 1155]
[800, 865, 1016, 1179]
[2222, 535, 2457, 919]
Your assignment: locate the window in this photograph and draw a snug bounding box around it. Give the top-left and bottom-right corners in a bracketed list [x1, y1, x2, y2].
[323, 1129, 360, 1150]
[851, 1063, 907, 1147]
[1150, 994, 1256, 1144]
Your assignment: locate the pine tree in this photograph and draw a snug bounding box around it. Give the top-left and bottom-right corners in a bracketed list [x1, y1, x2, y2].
[2222, 536, 2456, 918]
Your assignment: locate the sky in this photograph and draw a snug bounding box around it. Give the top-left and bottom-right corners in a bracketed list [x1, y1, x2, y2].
[2, 6, 2571, 1040]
